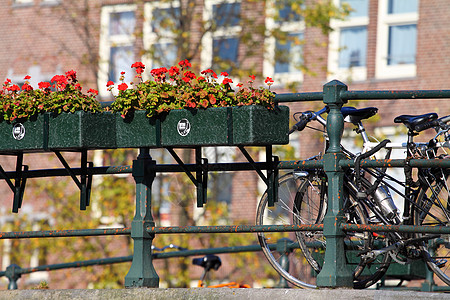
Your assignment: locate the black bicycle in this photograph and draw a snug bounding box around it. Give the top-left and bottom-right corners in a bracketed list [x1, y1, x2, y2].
[256, 105, 450, 288]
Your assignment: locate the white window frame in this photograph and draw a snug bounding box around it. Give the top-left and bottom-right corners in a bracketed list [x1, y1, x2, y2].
[263, 0, 305, 85]
[98, 4, 137, 98]
[327, 0, 369, 82]
[13, 0, 33, 6]
[375, 0, 418, 79]
[201, 0, 242, 71]
[143, 1, 181, 72]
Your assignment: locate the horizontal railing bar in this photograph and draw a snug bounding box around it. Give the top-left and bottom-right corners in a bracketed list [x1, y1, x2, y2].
[17, 256, 133, 275]
[0, 162, 274, 180]
[278, 159, 450, 170]
[278, 160, 323, 169]
[273, 90, 450, 103]
[341, 90, 450, 101]
[147, 224, 323, 234]
[343, 223, 450, 234]
[274, 92, 323, 103]
[0, 227, 131, 239]
[152, 244, 279, 259]
[0, 243, 293, 277]
[340, 158, 450, 168]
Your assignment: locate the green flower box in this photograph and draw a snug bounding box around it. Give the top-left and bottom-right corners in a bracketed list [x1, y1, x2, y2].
[116, 111, 159, 148]
[47, 111, 116, 150]
[160, 107, 230, 147]
[160, 105, 289, 147]
[232, 105, 289, 146]
[0, 115, 47, 153]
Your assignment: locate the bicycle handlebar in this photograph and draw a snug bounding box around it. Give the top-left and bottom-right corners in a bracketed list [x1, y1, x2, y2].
[289, 106, 329, 134]
[415, 115, 450, 132]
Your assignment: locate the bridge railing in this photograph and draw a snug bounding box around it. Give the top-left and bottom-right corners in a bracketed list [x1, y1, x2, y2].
[1, 80, 450, 289]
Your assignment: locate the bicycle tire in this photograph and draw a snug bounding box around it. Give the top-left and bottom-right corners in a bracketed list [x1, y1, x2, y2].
[414, 168, 450, 285]
[256, 171, 388, 288]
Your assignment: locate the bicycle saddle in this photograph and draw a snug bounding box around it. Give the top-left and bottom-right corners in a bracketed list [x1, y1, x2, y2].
[394, 113, 438, 132]
[192, 254, 222, 271]
[341, 106, 378, 124]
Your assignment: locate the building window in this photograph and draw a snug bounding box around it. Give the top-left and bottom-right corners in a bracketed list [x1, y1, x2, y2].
[144, 2, 180, 69]
[375, 0, 419, 79]
[13, 0, 33, 6]
[328, 0, 369, 82]
[202, 0, 242, 72]
[264, 0, 304, 84]
[98, 4, 136, 97]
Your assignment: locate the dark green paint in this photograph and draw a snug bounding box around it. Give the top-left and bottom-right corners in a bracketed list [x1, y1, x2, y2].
[116, 110, 159, 148]
[47, 111, 116, 150]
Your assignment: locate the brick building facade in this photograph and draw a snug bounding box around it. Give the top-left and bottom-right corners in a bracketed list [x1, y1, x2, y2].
[0, 0, 448, 289]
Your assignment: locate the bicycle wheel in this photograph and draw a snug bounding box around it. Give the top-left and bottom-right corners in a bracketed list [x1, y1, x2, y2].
[256, 171, 387, 288]
[414, 168, 450, 285]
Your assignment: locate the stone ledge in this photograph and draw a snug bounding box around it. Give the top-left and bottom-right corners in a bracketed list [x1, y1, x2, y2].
[0, 288, 449, 300]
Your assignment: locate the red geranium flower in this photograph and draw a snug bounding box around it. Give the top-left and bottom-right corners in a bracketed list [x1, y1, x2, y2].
[178, 59, 192, 69]
[131, 62, 145, 74]
[65, 70, 77, 81]
[169, 66, 180, 76]
[88, 88, 98, 95]
[221, 72, 229, 77]
[38, 82, 51, 90]
[222, 78, 233, 85]
[182, 71, 196, 82]
[106, 81, 114, 87]
[22, 83, 33, 91]
[118, 83, 128, 91]
[7, 84, 20, 92]
[265, 77, 274, 85]
[24, 75, 31, 80]
[201, 69, 218, 79]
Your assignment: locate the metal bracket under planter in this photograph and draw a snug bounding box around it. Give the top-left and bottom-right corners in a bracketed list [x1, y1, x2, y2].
[166, 147, 208, 207]
[0, 153, 28, 213]
[54, 150, 93, 210]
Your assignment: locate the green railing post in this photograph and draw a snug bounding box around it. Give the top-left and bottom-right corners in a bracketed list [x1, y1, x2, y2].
[316, 80, 353, 287]
[125, 148, 159, 288]
[5, 264, 21, 290]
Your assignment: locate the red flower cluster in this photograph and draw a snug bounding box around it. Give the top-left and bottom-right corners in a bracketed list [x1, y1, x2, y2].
[51, 75, 68, 90]
[131, 62, 145, 75]
[0, 71, 102, 122]
[169, 66, 180, 77]
[265, 77, 274, 85]
[201, 69, 218, 79]
[65, 70, 77, 82]
[38, 82, 51, 90]
[178, 59, 191, 70]
[182, 71, 196, 83]
[118, 83, 128, 91]
[151, 67, 169, 82]
[110, 59, 275, 119]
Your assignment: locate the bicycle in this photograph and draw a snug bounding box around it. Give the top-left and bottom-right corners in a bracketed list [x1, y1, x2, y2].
[256, 105, 450, 289]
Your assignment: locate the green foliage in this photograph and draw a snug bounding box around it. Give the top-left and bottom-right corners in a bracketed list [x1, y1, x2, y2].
[109, 61, 275, 119]
[144, 0, 350, 81]
[0, 72, 102, 122]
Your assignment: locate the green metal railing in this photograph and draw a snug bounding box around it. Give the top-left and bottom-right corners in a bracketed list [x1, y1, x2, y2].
[1, 80, 450, 289]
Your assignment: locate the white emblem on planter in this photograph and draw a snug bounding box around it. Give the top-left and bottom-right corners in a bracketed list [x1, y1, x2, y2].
[12, 123, 25, 140]
[177, 119, 191, 136]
